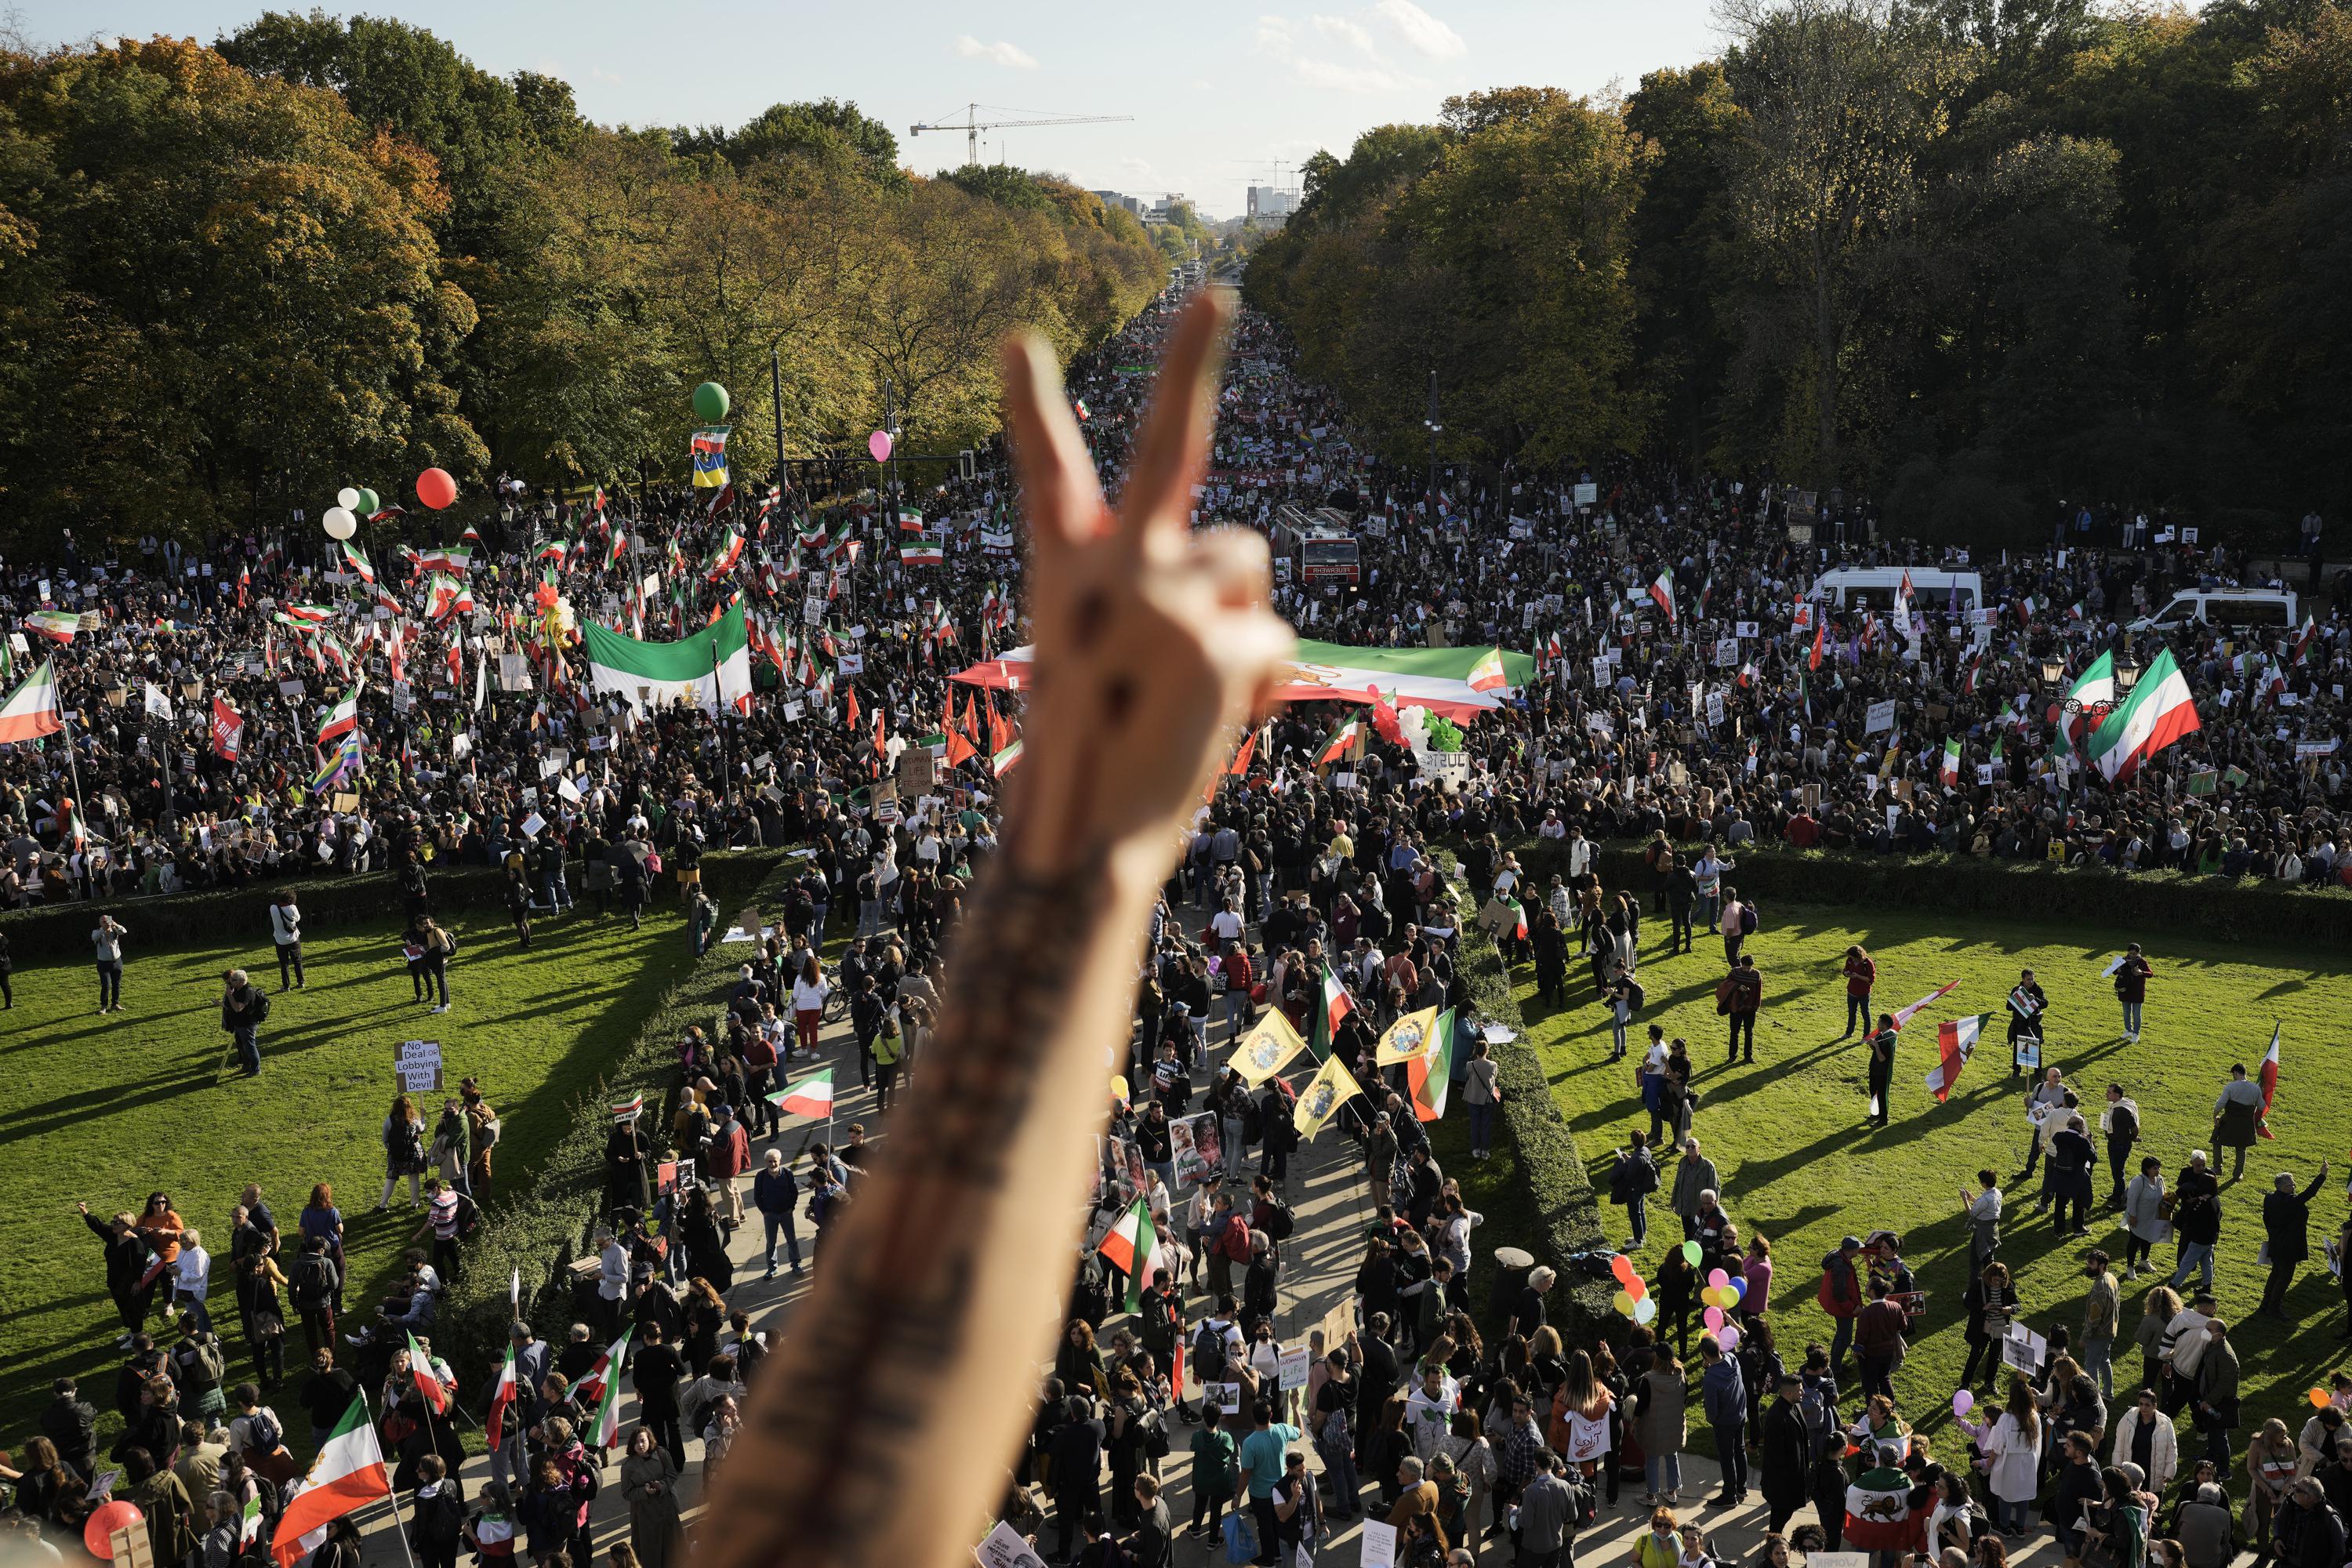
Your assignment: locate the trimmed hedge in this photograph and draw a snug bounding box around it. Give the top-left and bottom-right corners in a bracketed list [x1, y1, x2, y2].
[1443, 860, 1618, 1347]
[1513, 840, 2352, 950]
[436, 855, 800, 1386]
[2, 864, 520, 964]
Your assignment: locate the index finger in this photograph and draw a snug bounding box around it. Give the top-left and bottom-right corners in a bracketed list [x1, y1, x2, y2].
[1122, 292, 1230, 550]
[1000, 331, 1109, 552]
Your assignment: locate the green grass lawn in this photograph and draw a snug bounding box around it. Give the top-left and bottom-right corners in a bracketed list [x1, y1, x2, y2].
[0, 896, 699, 1446]
[1512, 899, 2349, 1451]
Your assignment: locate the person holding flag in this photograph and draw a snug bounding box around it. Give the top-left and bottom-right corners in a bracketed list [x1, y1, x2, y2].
[2212, 1061, 2268, 1182]
[270, 1395, 391, 1568]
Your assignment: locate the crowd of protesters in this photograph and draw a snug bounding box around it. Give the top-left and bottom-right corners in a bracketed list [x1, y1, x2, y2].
[4, 264, 2348, 1568]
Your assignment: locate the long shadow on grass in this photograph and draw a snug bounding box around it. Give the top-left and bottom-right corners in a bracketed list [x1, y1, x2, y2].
[0, 1067, 223, 1141]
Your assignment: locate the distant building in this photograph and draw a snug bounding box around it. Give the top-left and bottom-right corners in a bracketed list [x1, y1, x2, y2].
[1149, 193, 1192, 226]
[1090, 189, 1145, 218]
[1246, 185, 1298, 224]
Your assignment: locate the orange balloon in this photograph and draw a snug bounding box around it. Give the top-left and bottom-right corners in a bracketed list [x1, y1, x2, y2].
[2313, 1388, 2332, 1408]
[85, 1501, 145, 1559]
[1610, 1254, 1638, 1287]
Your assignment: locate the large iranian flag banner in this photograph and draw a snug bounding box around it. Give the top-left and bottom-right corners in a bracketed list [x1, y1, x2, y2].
[2089, 648, 2201, 783]
[583, 603, 754, 715]
[953, 638, 1537, 721]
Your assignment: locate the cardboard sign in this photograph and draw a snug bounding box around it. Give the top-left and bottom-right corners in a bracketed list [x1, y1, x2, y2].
[899, 748, 936, 793]
[394, 1040, 444, 1094]
[804, 595, 826, 626]
[1204, 1381, 1243, 1415]
[332, 792, 360, 814]
[498, 653, 532, 692]
[278, 679, 307, 700]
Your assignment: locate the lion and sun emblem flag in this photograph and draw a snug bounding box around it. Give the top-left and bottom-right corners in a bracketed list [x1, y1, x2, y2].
[1844, 1458, 1928, 1552]
[1294, 1053, 1365, 1141]
[1228, 1011, 1308, 1088]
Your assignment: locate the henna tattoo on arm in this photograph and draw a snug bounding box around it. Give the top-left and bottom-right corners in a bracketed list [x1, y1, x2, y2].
[698, 861, 1134, 1568]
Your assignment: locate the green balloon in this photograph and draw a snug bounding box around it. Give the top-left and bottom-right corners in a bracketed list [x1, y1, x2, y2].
[692, 381, 730, 423]
[355, 488, 379, 517]
[1682, 1240, 1702, 1266]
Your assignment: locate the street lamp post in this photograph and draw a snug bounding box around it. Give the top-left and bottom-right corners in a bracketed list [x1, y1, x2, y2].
[1423, 369, 1441, 535]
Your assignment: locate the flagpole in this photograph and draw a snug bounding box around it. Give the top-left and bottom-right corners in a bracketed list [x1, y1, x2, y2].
[357, 1386, 421, 1568]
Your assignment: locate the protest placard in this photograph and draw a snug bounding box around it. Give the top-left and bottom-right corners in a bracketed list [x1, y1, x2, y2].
[394, 1040, 444, 1094]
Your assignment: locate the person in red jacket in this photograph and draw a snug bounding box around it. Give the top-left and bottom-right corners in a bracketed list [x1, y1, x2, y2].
[1221, 940, 1256, 1042]
[1839, 946, 1877, 1040]
[704, 1105, 752, 1231]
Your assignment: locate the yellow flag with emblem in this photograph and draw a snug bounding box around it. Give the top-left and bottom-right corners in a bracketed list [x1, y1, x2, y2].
[1374, 1005, 1441, 1066]
[1294, 1053, 1364, 1142]
[1227, 1011, 1308, 1087]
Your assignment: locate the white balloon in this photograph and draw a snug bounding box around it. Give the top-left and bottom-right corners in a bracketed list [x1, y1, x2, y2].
[322, 507, 358, 541]
[336, 487, 360, 510]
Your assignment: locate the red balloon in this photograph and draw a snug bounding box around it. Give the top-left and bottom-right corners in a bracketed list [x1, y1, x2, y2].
[416, 467, 459, 510]
[85, 1500, 145, 1559]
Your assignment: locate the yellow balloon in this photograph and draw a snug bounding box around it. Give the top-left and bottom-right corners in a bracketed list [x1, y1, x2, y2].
[1612, 1290, 1636, 1317]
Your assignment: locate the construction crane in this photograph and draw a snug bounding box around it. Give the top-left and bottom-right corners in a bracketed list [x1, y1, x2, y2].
[908, 103, 1134, 166]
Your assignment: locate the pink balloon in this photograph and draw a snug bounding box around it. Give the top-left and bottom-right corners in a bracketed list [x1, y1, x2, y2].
[1718, 1323, 1742, 1352]
[1708, 1268, 1730, 1288]
[867, 430, 893, 463]
[1703, 1305, 1725, 1331]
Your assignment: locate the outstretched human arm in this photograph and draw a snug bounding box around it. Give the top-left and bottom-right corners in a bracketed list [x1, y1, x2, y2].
[695, 293, 1292, 1568]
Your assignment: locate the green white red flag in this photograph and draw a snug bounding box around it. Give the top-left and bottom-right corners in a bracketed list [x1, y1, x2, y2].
[1308, 962, 1355, 1061]
[1889, 981, 1958, 1030]
[1096, 1197, 1169, 1310]
[270, 1396, 389, 1567]
[1407, 1008, 1457, 1122]
[405, 1331, 448, 1414]
[2088, 648, 2201, 783]
[767, 1067, 835, 1120]
[1924, 1014, 1991, 1103]
[0, 660, 64, 744]
[485, 1344, 518, 1449]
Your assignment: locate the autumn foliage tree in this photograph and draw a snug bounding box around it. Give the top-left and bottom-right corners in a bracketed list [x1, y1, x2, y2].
[0, 21, 1164, 544]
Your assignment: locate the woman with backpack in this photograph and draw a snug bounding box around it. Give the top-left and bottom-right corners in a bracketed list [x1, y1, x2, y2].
[409, 917, 455, 1012]
[1313, 1349, 1359, 1519]
[1104, 1369, 1156, 1531]
[1611, 1131, 1662, 1250]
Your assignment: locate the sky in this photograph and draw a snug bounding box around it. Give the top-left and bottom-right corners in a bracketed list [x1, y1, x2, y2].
[24, 0, 1728, 219]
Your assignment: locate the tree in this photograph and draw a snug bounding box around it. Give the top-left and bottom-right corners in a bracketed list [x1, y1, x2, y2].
[0, 36, 482, 538]
[1715, 0, 1970, 493]
[1625, 63, 1742, 466]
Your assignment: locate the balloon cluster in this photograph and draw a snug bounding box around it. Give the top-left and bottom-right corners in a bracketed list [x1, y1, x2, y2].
[323, 469, 455, 541]
[1608, 1254, 1658, 1326]
[1696, 1263, 1749, 1349]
